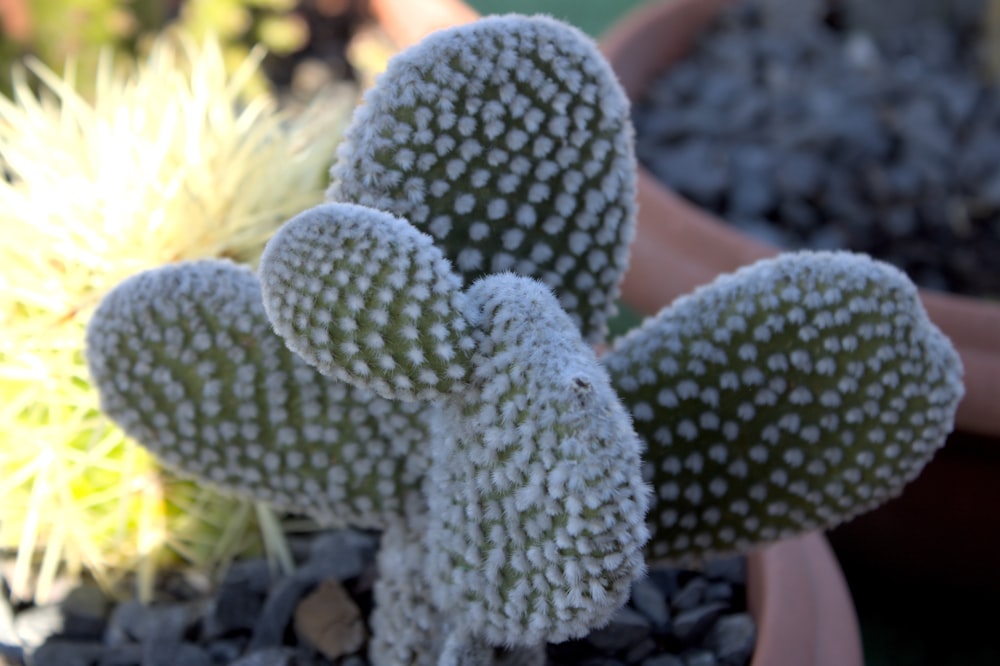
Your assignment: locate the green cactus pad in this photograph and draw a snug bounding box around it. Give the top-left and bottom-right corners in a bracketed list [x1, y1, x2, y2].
[259, 203, 474, 402]
[85, 260, 430, 529]
[425, 274, 650, 646]
[327, 14, 637, 343]
[602, 251, 964, 563]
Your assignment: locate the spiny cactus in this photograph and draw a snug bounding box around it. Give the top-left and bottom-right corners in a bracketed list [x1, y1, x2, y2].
[602, 251, 964, 563]
[424, 273, 650, 645]
[327, 14, 637, 344]
[260, 202, 651, 648]
[85, 260, 430, 529]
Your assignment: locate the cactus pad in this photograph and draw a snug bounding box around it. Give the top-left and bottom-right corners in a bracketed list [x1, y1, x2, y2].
[85, 260, 430, 529]
[603, 251, 964, 562]
[328, 14, 637, 343]
[425, 273, 650, 645]
[259, 203, 475, 402]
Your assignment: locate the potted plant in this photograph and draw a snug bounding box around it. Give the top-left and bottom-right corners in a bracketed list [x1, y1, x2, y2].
[601, 0, 1000, 587]
[84, 13, 962, 666]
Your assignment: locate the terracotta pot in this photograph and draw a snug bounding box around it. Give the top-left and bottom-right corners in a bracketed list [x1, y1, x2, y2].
[367, 0, 480, 48]
[602, 0, 1000, 440]
[747, 533, 862, 666]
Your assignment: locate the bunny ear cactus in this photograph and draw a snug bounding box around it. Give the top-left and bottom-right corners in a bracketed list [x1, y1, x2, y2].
[327, 14, 637, 343]
[424, 273, 650, 646]
[85, 260, 430, 530]
[602, 251, 964, 564]
[258, 202, 475, 402]
[259, 202, 651, 648]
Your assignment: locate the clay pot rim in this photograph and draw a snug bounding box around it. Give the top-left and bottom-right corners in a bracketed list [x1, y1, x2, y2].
[747, 532, 862, 666]
[601, 0, 1000, 438]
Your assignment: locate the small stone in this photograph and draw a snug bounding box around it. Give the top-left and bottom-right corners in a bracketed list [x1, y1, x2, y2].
[60, 584, 111, 639]
[672, 602, 729, 642]
[682, 649, 717, 666]
[586, 606, 651, 653]
[96, 644, 143, 666]
[630, 578, 670, 631]
[704, 582, 734, 605]
[642, 655, 684, 666]
[104, 600, 147, 646]
[204, 637, 245, 664]
[29, 639, 106, 666]
[707, 613, 756, 666]
[341, 656, 368, 666]
[646, 568, 680, 599]
[670, 577, 707, 612]
[204, 560, 271, 638]
[623, 637, 657, 664]
[229, 647, 297, 666]
[293, 578, 366, 660]
[142, 642, 212, 666]
[305, 530, 373, 581]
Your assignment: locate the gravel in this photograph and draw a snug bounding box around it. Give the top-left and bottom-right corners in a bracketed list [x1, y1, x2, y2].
[1, 530, 755, 666]
[633, 0, 1000, 299]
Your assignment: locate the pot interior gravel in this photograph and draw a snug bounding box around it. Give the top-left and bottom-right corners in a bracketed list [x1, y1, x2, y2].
[1, 528, 755, 666]
[633, 0, 1000, 300]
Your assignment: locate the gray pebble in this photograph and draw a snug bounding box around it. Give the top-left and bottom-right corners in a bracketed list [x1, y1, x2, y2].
[707, 613, 757, 666]
[142, 641, 212, 666]
[673, 602, 730, 642]
[586, 606, 651, 653]
[630, 578, 671, 630]
[670, 578, 708, 612]
[704, 582, 734, 605]
[642, 655, 685, 666]
[683, 649, 718, 666]
[229, 646, 298, 666]
[28, 639, 106, 666]
[624, 637, 658, 664]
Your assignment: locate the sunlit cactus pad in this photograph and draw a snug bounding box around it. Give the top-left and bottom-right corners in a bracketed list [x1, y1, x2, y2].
[425, 274, 650, 646]
[85, 259, 430, 529]
[259, 203, 475, 402]
[603, 251, 964, 562]
[328, 14, 637, 342]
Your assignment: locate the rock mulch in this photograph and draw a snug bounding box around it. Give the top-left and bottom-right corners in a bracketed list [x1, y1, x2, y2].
[1, 529, 754, 666]
[633, 0, 1000, 299]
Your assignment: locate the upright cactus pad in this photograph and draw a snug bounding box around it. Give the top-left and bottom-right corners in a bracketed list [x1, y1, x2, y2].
[425, 274, 650, 646]
[602, 251, 964, 562]
[328, 14, 637, 343]
[259, 203, 475, 402]
[85, 260, 430, 529]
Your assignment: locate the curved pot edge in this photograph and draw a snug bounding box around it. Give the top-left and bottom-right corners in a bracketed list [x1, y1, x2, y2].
[603, 0, 1000, 438]
[748, 532, 862, 666]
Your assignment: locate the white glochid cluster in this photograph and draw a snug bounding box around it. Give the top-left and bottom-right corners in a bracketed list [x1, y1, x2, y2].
[327, 14, 637, 343]
[425, 273, 651, 646]
[258, 203, 475, 402]
[602, 251, 964, 563]
[85, 260, 430, 530]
